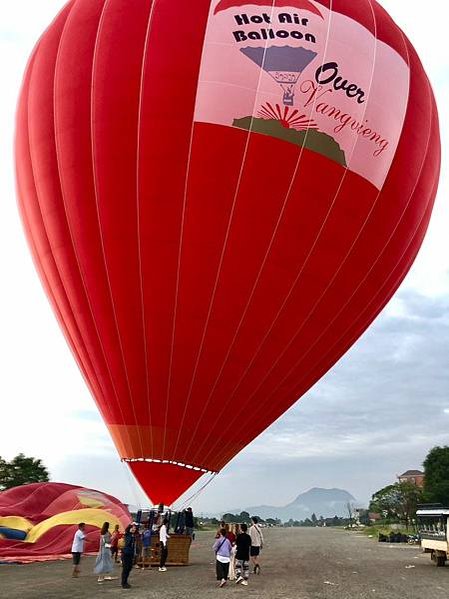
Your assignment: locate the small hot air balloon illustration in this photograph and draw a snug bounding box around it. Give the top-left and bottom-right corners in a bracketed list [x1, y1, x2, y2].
[240, 45, 317, 105]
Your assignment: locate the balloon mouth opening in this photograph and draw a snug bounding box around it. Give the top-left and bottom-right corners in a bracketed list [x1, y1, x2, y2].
[122, 458, 216, 475]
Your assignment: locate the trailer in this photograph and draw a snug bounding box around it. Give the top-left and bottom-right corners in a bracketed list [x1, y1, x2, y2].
[416, 507, 449, 567]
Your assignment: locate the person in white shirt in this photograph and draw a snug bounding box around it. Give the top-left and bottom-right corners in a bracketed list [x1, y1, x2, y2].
[158, 518, 170, 572]
[71, 523, 86, 578]
[249, 517, 264, 575]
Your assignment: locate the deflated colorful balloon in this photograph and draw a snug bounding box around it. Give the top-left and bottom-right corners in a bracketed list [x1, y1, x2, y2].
[16, 0, 440, 505]
[0, 483, 130, 563]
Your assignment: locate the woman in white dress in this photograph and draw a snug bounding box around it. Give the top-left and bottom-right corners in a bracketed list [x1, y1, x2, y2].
[228, 524, 239, 580]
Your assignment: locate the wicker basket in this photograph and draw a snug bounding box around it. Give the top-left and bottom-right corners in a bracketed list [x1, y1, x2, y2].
[138, 534, 192, 567]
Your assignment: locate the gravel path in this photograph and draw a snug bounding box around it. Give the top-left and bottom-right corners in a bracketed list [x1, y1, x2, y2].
[1, 528, 448, 598]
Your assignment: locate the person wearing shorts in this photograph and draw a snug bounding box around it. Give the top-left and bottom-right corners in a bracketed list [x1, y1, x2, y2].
[71, 523, 86, 578]
[249, 517, 264, 574]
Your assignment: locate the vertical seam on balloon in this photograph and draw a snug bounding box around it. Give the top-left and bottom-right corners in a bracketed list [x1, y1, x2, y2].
[21, 212, 102, 407]
[160, 0, 201, 461]
[23, 8, 113, 422]
[187, 0, 338, 466]
[199, 0, 390, 468]
[51, 0, 126, 428]
[135, 0, 157, 461]
[51, 1, 116, 421]
[17, 51, 103, 409]
[167, 0, 279, 463]
[89, 0, 146, 459]
[215, 35, 437, 467]
[161, 0, 232, 462]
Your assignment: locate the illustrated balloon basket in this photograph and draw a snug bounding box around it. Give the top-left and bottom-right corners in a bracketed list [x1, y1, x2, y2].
[138, 534, 192, 567]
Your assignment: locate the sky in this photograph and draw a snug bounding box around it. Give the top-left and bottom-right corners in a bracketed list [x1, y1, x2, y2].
[0, 1, 448, 516]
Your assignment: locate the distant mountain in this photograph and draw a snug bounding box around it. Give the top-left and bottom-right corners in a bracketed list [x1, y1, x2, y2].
[241, 488, 357, 521]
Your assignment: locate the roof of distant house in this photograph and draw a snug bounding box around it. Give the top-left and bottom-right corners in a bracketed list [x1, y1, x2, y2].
[399, 470, 424, 477]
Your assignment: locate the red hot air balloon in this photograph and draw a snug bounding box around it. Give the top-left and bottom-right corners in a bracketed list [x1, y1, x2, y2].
[16, 0, 440, 506]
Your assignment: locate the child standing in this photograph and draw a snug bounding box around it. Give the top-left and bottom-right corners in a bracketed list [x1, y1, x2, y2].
[110, 524, 120, 563]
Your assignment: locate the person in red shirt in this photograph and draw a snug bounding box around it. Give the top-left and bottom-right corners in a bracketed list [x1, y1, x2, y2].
[110, 524, 121, 563]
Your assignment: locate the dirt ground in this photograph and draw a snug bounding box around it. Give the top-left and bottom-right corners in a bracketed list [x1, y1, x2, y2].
[1, 528, 449, 599]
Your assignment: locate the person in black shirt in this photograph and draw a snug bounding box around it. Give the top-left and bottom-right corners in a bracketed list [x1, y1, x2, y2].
[121, 524, 136, 589]
[235, 523, 251, 586]
[184, 507, 195, 538]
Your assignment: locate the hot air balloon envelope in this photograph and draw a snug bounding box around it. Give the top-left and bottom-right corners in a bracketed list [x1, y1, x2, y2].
[16, 0, 440, 505]
[0, 483, 130, 563]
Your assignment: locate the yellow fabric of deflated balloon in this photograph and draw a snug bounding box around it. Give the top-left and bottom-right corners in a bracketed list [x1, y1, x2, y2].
[0, 516, 33, 532]
[25, 508, 121, 543]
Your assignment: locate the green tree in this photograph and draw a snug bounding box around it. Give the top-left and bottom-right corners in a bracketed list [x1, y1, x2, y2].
[332, 515, 341, 527]
[358, 509, 371, 526]
[222, 513, 238, 523]
[0, 454, 49, 490]
[369, 482, 423, 528]
[303, 517, 314, 527]
[0, 457, 9, 490]
[311, 513, 318, 525]
[266, 518, 280, 526]
[369, 484, 398, 519]
[423, 446, 449, 505]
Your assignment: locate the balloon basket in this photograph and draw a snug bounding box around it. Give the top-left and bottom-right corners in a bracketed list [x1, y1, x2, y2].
[137, 534, 192, 567]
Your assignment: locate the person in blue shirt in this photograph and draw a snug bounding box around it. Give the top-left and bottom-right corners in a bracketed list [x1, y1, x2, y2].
[141, 522, 152, 568]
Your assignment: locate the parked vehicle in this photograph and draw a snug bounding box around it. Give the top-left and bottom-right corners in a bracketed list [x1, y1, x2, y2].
[416, 507, 449, 566]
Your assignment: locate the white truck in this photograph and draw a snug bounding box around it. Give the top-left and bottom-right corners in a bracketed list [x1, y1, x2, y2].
[416, 507, 449, 567]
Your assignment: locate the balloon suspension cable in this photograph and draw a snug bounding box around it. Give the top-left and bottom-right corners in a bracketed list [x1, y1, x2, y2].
[176, 471, 218, 512]
[121, 460, 143, 510]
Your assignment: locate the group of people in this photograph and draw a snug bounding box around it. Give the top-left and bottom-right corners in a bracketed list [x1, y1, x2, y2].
[120, 518, 170, 588]
[70, 511, 265, 591]
[213, 517, 264, 588]
[70, 515, 172, 590]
